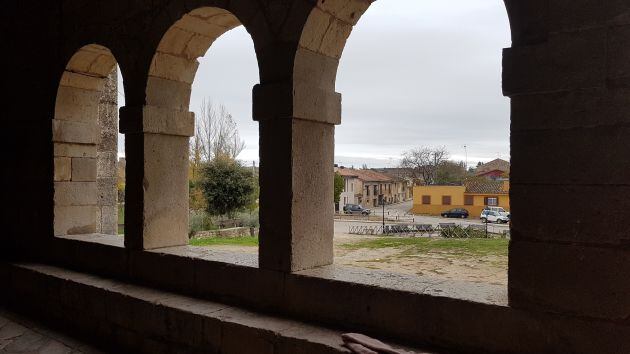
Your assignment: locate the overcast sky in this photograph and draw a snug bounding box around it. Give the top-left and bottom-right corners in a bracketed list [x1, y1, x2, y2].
[118, 0, 511, 169]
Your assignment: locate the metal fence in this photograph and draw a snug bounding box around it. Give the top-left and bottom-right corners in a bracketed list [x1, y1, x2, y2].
[348, 222, 510, 238]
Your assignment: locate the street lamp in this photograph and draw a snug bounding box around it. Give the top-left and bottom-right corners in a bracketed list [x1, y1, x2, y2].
[379, 194, 385, 228]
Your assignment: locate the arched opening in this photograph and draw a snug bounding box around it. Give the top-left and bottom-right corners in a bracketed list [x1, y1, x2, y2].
[53, 44, 123, 238]
[136, 7, 259, 250]
[297, 0, 511, 282]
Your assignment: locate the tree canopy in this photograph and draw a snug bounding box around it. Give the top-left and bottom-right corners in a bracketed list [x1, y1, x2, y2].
[200, 157, 256, 218]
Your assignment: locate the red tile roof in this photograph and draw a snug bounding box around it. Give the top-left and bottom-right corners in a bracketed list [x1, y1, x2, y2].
[475, 158, 510, 176]
[464, 179, 508, 194]
[336, 168, 393, 182]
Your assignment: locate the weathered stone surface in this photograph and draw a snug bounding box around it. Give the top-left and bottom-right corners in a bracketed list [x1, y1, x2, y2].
[100, 205, 118, 235]
[71, 158, 97, 182]
[52, 119, 99, 145]
[54, 206, 98, 235]
[96, 152, 117, 178]
[509, 240, 630, 320]
[141, 134, 189, 249]
[54, 85, 100, 123]
[144, 76, 192, 111]
[54, 143, 97, 158]
[98, 178, 118, 206]
[54, 157, 71, 181]
[54, 182, 97, 206]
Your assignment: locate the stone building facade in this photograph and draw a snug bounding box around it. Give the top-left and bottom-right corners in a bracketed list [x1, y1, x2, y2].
[2, 1, 630, 353]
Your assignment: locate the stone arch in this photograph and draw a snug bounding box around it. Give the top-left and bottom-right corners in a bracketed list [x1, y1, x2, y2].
[293, 0, 373, 124]
[146, 7, 243, 112]
[124, 6, 257, 250]
[53, 44, 118, 236]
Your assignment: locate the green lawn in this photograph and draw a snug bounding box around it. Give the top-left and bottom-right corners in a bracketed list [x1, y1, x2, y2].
[341, 237, 508, 257]
[190, 236, 259, 247]
[118, 204, 125, 235]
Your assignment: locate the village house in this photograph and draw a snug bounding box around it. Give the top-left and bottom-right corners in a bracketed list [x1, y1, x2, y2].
[412, 179, 510, 217]
[475, 158, 510, 180]
[336, 167, 410, 208]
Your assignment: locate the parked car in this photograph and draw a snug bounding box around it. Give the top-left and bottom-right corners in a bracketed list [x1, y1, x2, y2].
[343, 204, 371, 215]
[480, 210, 509, 223]
[483, 206, 510, 219]
[441, 208, 469, 219]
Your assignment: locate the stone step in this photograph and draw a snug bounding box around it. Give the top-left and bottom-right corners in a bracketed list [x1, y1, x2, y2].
[0, 262, 434, 354]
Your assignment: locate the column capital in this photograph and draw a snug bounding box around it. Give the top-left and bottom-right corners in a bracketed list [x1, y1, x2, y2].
[253, 82, 341, 125]
[119, 105, 195, 137]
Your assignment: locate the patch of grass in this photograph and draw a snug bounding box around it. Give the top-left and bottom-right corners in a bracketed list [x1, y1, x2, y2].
[341, 237, 508, 257]
[190, 236, 259, 247]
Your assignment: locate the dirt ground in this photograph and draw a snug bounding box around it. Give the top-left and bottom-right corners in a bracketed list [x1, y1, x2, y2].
[206, 233, 508, 286]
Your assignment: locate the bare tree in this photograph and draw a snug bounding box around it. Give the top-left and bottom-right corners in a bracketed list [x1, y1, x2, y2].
[195, 98, 246, 162]
[400, 146, 449, 185]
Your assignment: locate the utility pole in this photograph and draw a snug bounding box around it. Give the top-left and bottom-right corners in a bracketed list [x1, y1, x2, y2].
[463, 145, 468, 171]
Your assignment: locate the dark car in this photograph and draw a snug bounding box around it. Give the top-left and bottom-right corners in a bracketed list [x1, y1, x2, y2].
[441, 208, 469, 219]
[343, 204, 371, 216]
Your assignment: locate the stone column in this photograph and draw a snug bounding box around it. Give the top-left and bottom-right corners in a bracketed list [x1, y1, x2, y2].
[504, 19, 630, 321]
[254, 80, 340, 272]
[97, 69, 119, 235]
[120, 105, 194, 250]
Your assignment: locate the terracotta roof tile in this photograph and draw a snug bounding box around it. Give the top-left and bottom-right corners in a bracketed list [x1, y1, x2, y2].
[464, 179, 508, 194]
[475, 158, 510, 176]
[336, 168, 393, 182]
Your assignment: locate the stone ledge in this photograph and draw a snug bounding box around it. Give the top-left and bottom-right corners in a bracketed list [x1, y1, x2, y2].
[27, 234, 630, 353]
[0, 262, 429, 354]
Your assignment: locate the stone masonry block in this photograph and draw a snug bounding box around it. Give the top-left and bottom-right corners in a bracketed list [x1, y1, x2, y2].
[294, 48, 338, 91]
[511, 183, 630, 246]
[511, 87, 630, 131]
[549, 0, 630, 33]
[293, 82, 341, 125]
[52, 119, 100, 144]
[143, 105, 195, 137]
[503, 28, 607, 96]
[606, 24, 630, 87]
[144, 76, 192, 111]
[60, 71, 104, 91]
[316, 0, 371, 25]
[299, 7, 332, 54]
[509, 240, 630, 320]
[55, 85, 101, 122]
[511, 126, 630, 185]
[98, 177, 118, 206]
[149, 52, 199, 84]
[54, 157, 71, 181]
[71, 157, 97, 182]
[54, 205, 98, 235]
[54, 142, 97, 158]
[54, 181, 97, 206]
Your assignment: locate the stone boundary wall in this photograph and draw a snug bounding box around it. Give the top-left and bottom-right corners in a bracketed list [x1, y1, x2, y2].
[192, 227, 258, 239]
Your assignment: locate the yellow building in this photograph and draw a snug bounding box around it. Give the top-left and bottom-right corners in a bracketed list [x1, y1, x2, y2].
[412, 180, 510, 217]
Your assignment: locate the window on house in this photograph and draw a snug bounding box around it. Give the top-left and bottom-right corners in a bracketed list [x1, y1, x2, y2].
[442, 196, 452, 205]
[422, 195, 431, 205]
[464, 195, 474, 205]
[485, 197, 499, 206]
